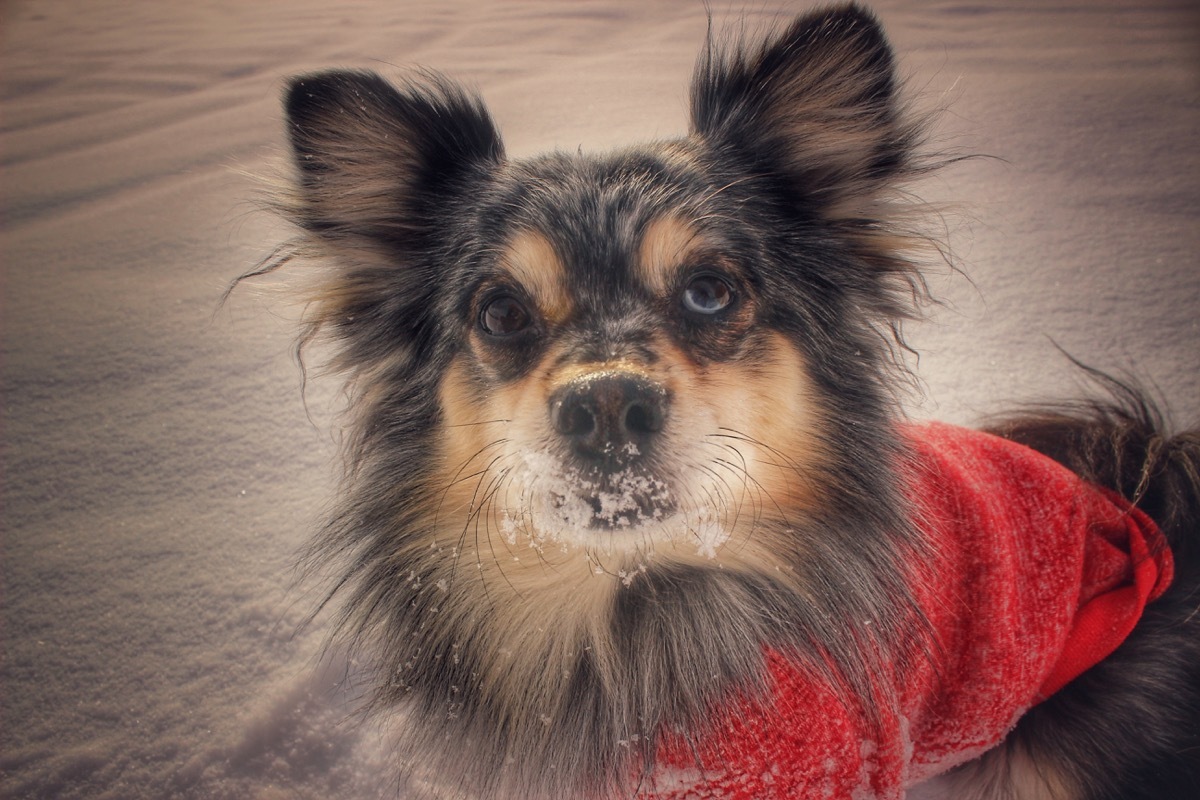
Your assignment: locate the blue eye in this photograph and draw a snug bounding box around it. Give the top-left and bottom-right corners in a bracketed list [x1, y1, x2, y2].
[682, 274, 734, 315]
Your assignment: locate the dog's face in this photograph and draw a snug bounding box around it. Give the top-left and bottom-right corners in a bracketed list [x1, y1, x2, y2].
[275, 4, 933, 796]
[437, 155, 827, 585]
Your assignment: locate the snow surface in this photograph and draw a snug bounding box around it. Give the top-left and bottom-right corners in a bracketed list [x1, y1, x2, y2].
[1, 1, 1196, 798]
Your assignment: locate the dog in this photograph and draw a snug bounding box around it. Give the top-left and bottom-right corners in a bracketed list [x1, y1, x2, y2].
[246, 4, 1200, 798]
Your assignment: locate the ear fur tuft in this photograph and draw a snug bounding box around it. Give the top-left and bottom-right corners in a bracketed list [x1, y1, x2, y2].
[285, 69, 503, 245]
[691, 3, 918, 206]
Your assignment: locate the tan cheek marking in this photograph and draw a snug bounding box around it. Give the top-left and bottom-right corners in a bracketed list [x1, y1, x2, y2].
[717, 333, 826, 511]
[437, 356, 496, 501]
[500, 230, 571, 325]
[436, 356, 541, 531]
[665, 332, 826, 516]
[635, 214, 702, 296]
[435, 351, 555, 543]
[438, 340, 578, 493]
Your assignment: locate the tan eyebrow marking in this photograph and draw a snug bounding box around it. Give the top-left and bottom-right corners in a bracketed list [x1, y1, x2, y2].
[635, 214, 704, 295]
[499, 230, 571, 325]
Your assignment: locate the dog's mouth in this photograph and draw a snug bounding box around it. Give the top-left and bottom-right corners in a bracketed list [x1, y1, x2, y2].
[496, 453, 732, 561]
[547, 465, 676, 530]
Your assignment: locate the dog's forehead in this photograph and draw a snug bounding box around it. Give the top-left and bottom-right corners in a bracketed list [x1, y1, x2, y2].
[491, 148, 712, 295]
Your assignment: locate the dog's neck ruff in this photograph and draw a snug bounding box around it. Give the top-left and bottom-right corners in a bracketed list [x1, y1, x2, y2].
[642, 422, 1174, 799]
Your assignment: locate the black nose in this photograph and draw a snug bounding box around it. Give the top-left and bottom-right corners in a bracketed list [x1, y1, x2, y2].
[550, 373, 667, 463]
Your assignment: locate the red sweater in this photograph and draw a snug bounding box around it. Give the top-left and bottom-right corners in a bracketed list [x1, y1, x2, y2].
[643, 422, 1173, 799]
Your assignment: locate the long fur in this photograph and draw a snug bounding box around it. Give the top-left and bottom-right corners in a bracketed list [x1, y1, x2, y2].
[240, 4, 1200, 799]
[968, 373, 1200, 800]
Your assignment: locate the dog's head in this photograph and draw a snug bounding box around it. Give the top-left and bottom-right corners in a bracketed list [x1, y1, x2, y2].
[272, 3, 934, 795]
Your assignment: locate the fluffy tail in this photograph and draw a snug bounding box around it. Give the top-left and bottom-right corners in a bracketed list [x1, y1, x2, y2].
[985, 367, 1200, 569]
[980, 366, 1200, 799]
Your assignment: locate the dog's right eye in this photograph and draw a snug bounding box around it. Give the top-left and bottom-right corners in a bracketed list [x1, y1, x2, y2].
[479, 295, 532, 337]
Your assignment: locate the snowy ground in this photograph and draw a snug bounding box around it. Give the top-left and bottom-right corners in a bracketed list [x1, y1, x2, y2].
[2, 1, 1196, 798]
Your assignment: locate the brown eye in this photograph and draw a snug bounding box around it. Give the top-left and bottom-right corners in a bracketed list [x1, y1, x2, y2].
[682, 274, 734, 315]
[480, 295, 531, 336]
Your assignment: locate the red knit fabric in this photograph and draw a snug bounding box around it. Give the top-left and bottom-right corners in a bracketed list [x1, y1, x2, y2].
[642, 422, 1174, 799]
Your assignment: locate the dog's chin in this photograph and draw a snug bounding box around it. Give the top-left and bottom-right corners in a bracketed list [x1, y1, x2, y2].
[498, 459, 734, 560]
[549, 469, 676, 530]
[512, 455, 668, 528]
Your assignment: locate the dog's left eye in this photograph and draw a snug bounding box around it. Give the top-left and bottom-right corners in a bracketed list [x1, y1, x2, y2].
[682, 274, 734, 315]
[480, 295, 532, 336]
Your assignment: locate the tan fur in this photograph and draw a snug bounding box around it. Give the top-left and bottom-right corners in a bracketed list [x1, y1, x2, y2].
[635, 214, 705, 295]
[749, 35, 898, 193]
[498, 230, 572, 325]
[911, 742, 1083, 800]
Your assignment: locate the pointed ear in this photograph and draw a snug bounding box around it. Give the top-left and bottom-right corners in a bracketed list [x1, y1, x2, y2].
[690, 4, 917, 207]
[276, 72, 502, 373]
[284, 70, 503, 246]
